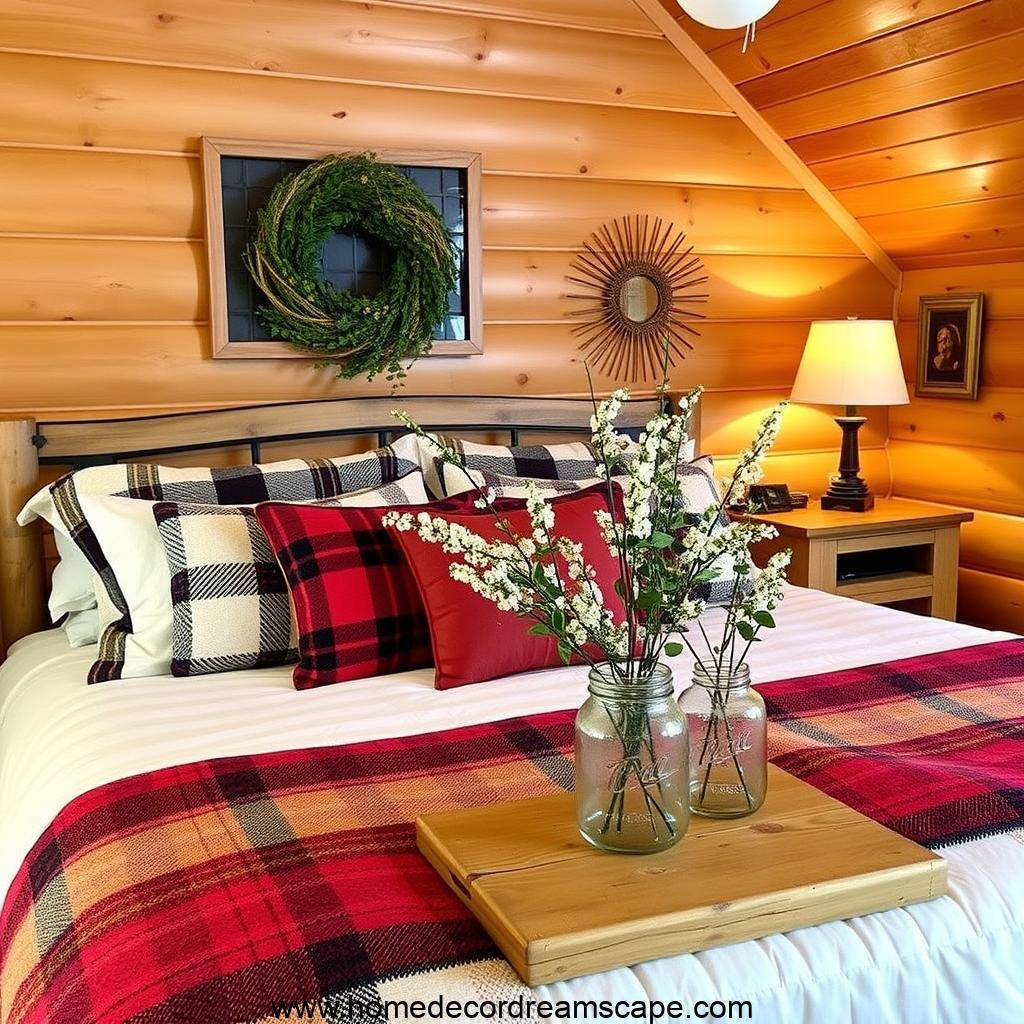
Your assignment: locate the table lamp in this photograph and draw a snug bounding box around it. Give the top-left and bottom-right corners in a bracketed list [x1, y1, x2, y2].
[790, 319, 909, 512]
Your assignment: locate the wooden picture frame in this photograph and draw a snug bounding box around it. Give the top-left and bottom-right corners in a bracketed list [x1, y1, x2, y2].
[201, 138, 483, 360]
[915, 293, 983, 400]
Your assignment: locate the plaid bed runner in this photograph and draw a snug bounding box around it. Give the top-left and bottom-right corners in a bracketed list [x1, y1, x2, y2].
[3, 640, 1024, 1024]
[762, 637, 1024, 846]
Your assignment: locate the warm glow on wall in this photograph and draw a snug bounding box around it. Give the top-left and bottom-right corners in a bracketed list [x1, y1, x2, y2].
[710, 258, 869, 300]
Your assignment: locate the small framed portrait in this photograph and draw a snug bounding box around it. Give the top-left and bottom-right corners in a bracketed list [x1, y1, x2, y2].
[916, 293, 983, 400]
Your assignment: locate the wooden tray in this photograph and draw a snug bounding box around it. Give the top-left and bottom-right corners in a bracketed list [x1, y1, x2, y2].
[416, 765, 947, 985]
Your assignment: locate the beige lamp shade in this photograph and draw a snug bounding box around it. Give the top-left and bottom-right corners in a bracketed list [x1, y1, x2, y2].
[791, 319, 910, 407]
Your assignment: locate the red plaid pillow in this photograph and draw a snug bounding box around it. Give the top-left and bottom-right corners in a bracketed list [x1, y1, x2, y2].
[391, 485, 627, 690]
[254, 495, 476, 689]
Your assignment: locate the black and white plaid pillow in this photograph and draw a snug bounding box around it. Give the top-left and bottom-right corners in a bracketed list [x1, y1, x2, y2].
[154, 503, 297, 677]
[441, 467, 608, 500]
[150, 473, 429, 678]
[675, 457, 752, 607]
[21, 446, 417, 682]
[428, 435, 601, 497]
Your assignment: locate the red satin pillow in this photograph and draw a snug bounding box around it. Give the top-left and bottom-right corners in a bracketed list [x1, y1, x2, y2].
[391, 486, 626, 689]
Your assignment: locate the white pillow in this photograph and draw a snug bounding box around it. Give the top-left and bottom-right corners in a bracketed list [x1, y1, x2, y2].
[50, 531, 98, 620]
[62, 607, 100, 648]
[83, 471, 430, 680]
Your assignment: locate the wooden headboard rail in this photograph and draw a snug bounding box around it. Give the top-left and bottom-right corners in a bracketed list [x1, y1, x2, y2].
[1, 394, 697, 654]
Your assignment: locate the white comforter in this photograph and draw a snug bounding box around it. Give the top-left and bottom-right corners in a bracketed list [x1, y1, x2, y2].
[2, 586, 1022, 1023]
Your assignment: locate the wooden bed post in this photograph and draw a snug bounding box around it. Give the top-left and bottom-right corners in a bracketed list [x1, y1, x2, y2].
[0, 419, 45, 655]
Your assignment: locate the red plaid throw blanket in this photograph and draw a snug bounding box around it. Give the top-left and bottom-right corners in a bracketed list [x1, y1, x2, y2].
[762, 638, 1024, 847]
[3, 639, 1024, 1024]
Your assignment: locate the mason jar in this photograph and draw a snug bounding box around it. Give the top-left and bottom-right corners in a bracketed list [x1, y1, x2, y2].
[575, 663, 689, 854]
[679, 663, 768, 818]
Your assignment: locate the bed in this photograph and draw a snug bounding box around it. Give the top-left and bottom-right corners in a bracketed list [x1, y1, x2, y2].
[1, 397, 1022, 1024]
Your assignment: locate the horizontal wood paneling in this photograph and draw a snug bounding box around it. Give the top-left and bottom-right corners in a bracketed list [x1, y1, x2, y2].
[793, 83, 1024, 168]
[481, 175, 855, 254]
[759, 30, 1024, 139]
[897, 246, 1024, 271]
[896, 264, 1024, 318]
[740, 0, 1017, 106]
[2, 152, 837, 247]
[701, 394, 887, 454]
[683, 0, 1024, 291]
[0, 238, 207, 322]
[958, 567, 1024, 632]
[697, 0, 980, 83]
[355, 0, 660, 36]
[0, 323, 817, 411]
[0, 52, 798, 188]
[0, 0, 725, 112]
[859, 196, 1024, 262]
[890, 389, 1024, 451]
[888, 438, 1024, 517]
[812, 119, 1024, 192]
[485, 251, 892, 322]
[835, 158, 1024, 219]
[0, 238, 889, 324]
[0, 148, 203, 237]
[959, 508, 1024, 580]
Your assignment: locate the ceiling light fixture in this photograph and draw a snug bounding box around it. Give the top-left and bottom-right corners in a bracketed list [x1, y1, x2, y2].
[675, 1, 782, 50]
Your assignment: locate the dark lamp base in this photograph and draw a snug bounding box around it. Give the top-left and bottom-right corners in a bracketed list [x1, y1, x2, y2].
[822, 412, 875, 514]
[821, 492, 875, 512]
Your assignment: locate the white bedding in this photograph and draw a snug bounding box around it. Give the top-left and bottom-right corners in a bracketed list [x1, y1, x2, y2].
[2, 586, 1022, 1022]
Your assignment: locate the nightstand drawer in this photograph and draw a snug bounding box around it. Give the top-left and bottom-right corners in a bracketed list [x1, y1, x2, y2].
[834, 532, 935, 604]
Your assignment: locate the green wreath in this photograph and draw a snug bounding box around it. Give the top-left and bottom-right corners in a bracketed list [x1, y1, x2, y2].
[244, 153, 457, 381]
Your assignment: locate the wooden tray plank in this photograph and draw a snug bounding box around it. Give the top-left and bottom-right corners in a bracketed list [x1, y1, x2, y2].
[416, 765, 947, 985]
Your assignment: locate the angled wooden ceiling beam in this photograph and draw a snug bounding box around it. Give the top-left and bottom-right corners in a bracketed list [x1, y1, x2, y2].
[632, 0, 902, 289]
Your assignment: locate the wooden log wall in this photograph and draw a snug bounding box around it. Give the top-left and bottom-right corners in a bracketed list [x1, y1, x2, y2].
[663, 0, 1024, 632]
[0, 0, 894, 491]
[669, 0, 1024, 271]
[891, 263, 1024, 632]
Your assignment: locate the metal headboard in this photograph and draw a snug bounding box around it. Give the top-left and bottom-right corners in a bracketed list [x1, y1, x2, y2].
[29, 394, 678, 469]
[2, 394, 698, 652]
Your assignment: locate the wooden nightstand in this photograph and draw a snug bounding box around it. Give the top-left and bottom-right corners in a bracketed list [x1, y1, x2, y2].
[735, 498, 973, 620]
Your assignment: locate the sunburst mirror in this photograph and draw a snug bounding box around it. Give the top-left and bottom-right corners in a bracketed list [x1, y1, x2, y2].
[566, 215, 708, 381]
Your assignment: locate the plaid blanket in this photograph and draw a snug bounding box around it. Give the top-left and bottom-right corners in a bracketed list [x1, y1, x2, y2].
[3, 639, 1024, 1024]
[763, 638, 1024, 847]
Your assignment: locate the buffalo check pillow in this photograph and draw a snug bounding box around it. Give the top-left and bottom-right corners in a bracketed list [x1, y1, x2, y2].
[18, 444, 417, 682]
[420, 435, 601, 497]
[439, 466, 608, 500]
[158, 473, 432, 677]
[434, 438, 698, 500]
[82, 472, 429, 680]
[254, 492, 482, 689]
[676, 455, 752, 607]
[154, 502, 299, 676]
